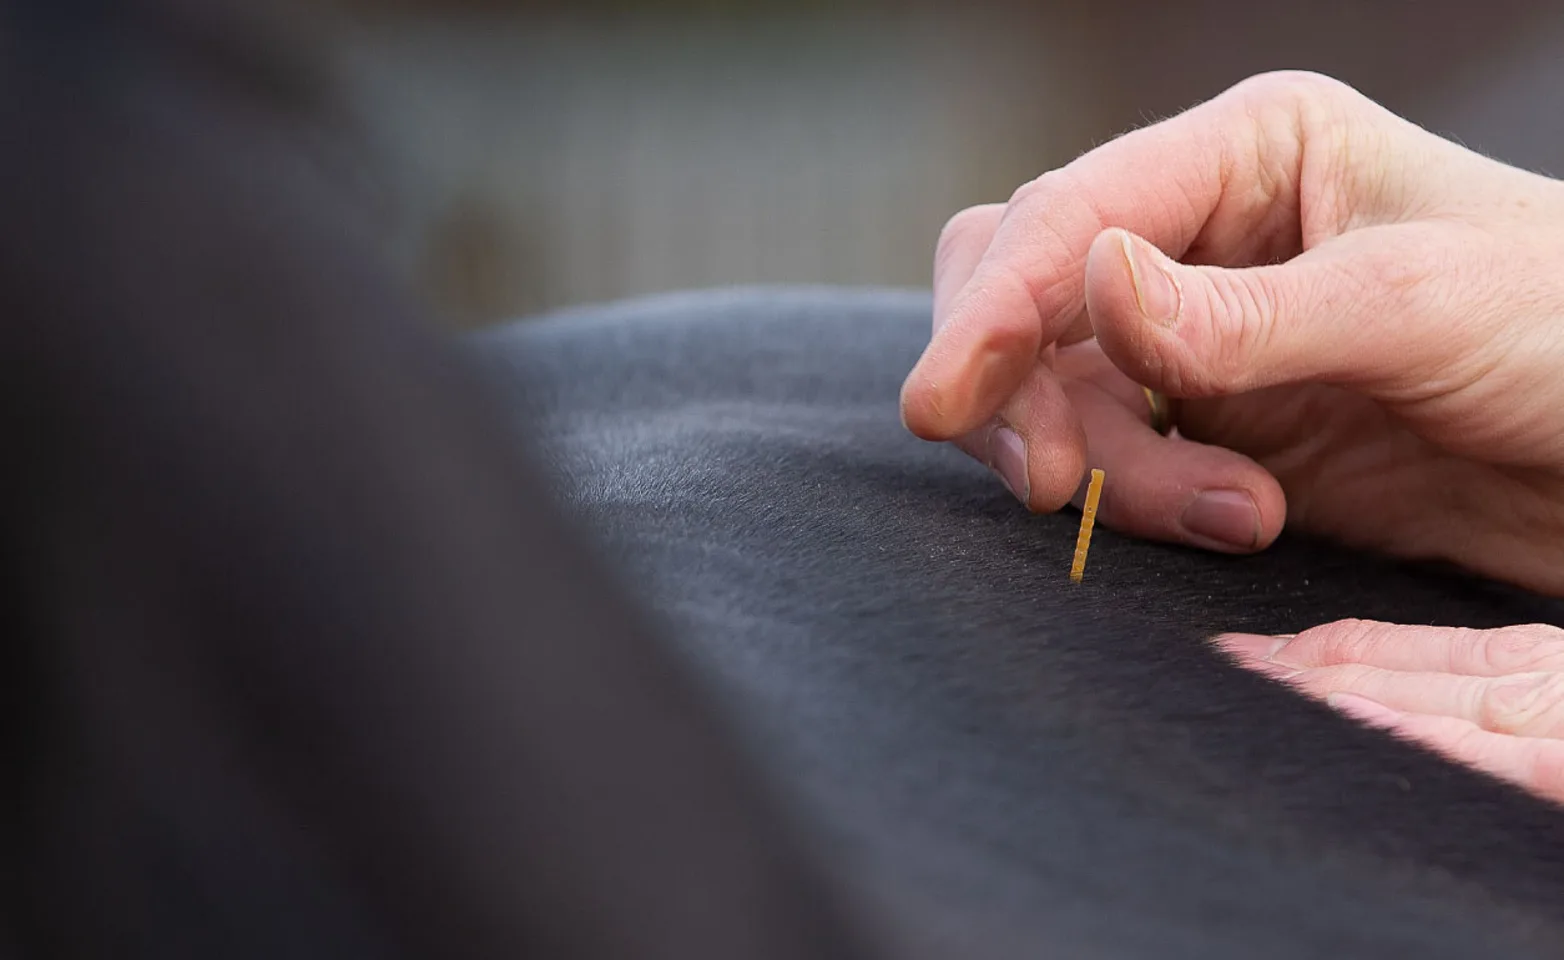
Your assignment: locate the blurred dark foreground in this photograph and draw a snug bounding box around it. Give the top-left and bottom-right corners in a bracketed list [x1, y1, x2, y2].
[5, 3, 869, 956]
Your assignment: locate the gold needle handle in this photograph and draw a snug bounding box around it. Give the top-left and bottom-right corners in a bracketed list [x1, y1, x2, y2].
[1070, 468, 1105, 583]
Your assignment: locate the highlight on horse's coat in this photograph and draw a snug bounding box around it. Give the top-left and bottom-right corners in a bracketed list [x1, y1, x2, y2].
[1070, 468, 1105, 583]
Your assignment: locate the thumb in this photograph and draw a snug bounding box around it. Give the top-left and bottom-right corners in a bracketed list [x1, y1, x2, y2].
[1084, 227, 1470, 400]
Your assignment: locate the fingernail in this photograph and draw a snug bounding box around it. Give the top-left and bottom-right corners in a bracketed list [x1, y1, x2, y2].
[1263, 633, 1298, 664]
[1212, 634, 1304, 680]
[1236, 633, 1296, 661]
[989, 425, 1029, 506]
[1120, 231, 1181, 326]
[1326, 692, 1403, 729]
[1181, 489, 1261, 551]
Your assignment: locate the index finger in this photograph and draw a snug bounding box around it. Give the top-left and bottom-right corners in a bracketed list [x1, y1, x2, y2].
[900, 71, 1345, 442]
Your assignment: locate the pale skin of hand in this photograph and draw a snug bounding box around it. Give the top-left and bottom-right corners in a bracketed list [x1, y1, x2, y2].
[1216, 622, 1564, 806]
[899, 71, 1564, 804]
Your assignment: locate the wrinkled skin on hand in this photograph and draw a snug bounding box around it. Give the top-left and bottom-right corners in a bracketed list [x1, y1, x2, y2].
[902, 70, 1564, 596]
[1218, 621, 1564, 807]
[901, 71, 1564, 805]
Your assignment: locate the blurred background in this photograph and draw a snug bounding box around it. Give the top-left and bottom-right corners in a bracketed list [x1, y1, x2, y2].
[332, 0, 1564, 329]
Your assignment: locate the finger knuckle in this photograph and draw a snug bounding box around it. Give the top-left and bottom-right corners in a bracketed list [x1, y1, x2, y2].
[1231, 72, 1397, 235]
[1006, 168, 1071, 211]
[1007, 169, 1101, 253]
[935, 206, 998, 273]
[1304, 619, 1389, 665]
[1228, 71, 1361, 133]
[1006, 173, 1095, 301]
[976, 260, 1052, 354]
[1250, 70, 1372, 117]
[1240, 69, 1352, 100]
[1476, 625, 1564, 674]
[1480, 671, 1564, 737]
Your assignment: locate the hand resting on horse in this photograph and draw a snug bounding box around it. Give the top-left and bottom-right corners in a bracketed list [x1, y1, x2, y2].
[900, 71, 1564, 804]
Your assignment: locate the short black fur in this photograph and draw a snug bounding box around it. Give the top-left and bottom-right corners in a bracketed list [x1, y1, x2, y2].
[478, 286, 1564, 959]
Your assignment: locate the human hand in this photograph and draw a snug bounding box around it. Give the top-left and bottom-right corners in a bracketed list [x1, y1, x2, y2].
[901, 71, 1564, 595]
[1216, 621, 1564, 806]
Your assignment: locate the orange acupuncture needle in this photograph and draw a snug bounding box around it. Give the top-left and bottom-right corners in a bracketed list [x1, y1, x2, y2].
[1070, 468, 1105, 584]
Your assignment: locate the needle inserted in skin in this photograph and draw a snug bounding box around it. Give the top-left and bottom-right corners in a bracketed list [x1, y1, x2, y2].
[1070, 469, 1105, 583]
